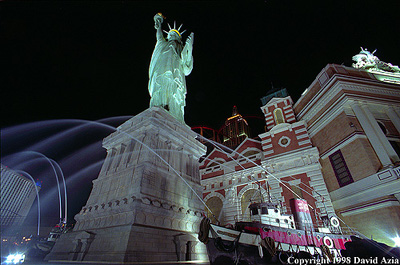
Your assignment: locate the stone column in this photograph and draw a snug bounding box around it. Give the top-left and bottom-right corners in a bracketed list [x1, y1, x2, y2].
[351, 101, 392, 167]
[361, 104, 399, 163]
[223, 187, 238, 225]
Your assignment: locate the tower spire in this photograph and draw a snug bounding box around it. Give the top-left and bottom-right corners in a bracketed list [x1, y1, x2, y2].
[232, 105, 238, 116]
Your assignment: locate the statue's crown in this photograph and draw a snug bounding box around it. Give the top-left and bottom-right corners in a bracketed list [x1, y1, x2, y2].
[169, 29, 181, 37]
[163, 21, 186, 38]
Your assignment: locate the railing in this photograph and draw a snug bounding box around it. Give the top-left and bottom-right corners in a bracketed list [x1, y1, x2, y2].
[339, 226, 360, 236]
[235, 214, 293, 229]
[234, 213, 358, 236]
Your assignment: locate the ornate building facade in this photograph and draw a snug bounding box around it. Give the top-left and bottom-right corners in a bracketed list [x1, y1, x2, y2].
[200, 59, 400, 247]
[200, 90, 335, 230]
[294, 63, 400, 246]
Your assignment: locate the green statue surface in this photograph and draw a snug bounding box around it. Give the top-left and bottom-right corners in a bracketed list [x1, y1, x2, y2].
[149, 13, 194, 123]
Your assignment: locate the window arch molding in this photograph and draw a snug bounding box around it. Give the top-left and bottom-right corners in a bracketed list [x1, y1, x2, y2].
[204, 191, 226, 202]
[237, 183, 268, 202]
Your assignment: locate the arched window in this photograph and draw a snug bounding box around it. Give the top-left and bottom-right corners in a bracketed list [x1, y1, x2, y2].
[241, 189, 262, 220]
[274, 108, 285, 124]
[206, 197, 224, 224]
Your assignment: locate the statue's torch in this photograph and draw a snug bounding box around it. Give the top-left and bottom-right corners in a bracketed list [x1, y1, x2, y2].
[154, 13, 165, 26]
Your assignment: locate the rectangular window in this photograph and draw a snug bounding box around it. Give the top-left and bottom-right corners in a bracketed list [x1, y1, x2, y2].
[329, 150, 354, 187]
[261, 207, 268, 214]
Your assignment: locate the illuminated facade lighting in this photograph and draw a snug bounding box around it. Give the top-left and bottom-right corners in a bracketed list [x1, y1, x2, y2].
[220, 106, 250, 149]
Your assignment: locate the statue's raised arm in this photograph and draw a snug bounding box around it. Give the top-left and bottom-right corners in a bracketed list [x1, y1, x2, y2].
[181, 32, 194, 76]
[148, 13, 194, 123]
[154, 13, 164, 41]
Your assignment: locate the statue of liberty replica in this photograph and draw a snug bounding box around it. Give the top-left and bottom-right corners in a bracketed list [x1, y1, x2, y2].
[149, 13, 194, 123]
[46, 13, 207, 263]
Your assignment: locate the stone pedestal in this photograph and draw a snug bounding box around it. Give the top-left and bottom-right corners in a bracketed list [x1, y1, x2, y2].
[46, 107, 208, 263]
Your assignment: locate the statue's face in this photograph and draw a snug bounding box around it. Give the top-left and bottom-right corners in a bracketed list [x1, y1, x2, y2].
[167, 31, 180, 41]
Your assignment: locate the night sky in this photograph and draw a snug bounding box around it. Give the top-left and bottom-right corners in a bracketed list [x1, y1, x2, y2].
[2, 1, 399, 229]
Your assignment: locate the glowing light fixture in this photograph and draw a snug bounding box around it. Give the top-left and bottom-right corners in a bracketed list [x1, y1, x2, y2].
[6, 253, 25, 264]
[393, 236, 400, 247]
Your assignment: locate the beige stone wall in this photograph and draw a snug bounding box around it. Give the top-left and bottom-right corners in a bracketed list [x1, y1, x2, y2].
[320, 138, 381, 192]
[311, 112, 355, 155]
[313, 111, 381, 192]
[320, 158, 339, 192]
[337, 204, 400, 247]
[341, 139, 381, 182]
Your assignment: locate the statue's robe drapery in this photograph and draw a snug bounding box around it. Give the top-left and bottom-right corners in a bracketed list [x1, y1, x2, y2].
[148, 36, 193, 122]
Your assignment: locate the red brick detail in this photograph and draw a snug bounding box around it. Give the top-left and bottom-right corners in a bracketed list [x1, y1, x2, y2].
[220, 182, 223, 187]
[266, 122, 274, 128]
[200, 150, 231, 168]
[203, 192, 211, 199]
[234, 139, 262, 159]
[262, 142, 273, 147]
[295, 131, 308, 137]
[211, 184, 215, 189]
[284, 112, 295, 121]
[209, 150, 230, 160]
[296, 133, 310, 142]
[279, 173, 318, 223]
[264, 153, 274, 159]
[229, 179, 232, 185]
[237, 184, 246, 196]
[292, 124, 305, 131]
[201, 170, 224, 180]
[234, 160, 261, 171]
[216, 189, 225, 197]
[265, 128, 312, 157]
[299, 142, 312, 148]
